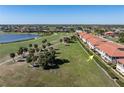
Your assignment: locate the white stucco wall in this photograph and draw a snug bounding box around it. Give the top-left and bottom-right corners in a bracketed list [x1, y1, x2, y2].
[116, 62, 124, 75]
[87, 41, 94, 49]
[80, 36, 113, 63]
[79, 35, 82, 39]
[76, 30, 82, 32]
[95, 48, 112, 62]
[82, 38, 86, 42]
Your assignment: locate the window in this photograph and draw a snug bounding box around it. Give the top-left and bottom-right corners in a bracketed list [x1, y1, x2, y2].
[118, 48, 124, 51]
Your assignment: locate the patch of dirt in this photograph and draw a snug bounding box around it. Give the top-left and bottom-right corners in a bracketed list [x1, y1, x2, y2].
[0, 56, 10, 63]
[0, 62, 28, 86]
[0, 62, 26, 74]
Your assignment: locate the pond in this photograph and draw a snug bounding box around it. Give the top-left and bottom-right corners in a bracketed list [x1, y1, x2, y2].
[0, 33, 39, 43]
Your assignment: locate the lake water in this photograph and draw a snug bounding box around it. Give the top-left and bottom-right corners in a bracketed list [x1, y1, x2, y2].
[0, 34, 39, 43]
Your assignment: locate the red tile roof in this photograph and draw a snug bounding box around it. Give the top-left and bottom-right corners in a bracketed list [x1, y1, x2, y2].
[78, 31, 124, 57]
[78, 32, 87, 37]
[87, 36, 106, 46]
[105, 31, 114, 34]
[82, 33, 94, 40]
[117, 59, 124, 64]
[96, 41, 124, 57]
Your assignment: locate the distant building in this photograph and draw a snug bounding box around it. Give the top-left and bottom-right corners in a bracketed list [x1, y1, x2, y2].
[76, 30, 82, 32]
[104, 31, 115, 36]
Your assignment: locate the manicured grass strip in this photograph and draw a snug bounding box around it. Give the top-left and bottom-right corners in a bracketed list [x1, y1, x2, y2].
[55, 41, 117, 86]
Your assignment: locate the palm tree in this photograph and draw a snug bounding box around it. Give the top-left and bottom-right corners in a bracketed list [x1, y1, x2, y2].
[23, 47, 28, 58]
[37, 51, 47, 67]
[26, 55, 32, 63]
[23, 47, 28, 52]
[49, 47, 56, 66]
[26, 48, 35, 63]
[17, 47, 24, 57]
[63, 37, 70, 43]
[10, 53, 16, 62]
[47, 42, 51, 47]
[34, 44, 39, 52]
[42, 39, 47, 44]
[42, 44, 46, 49]
[71, 35, 76, 41]
[34, 44, 38, 49]
[29, 44, 33, 48]
[29, 48, 35, 56]
[60, 39, 63, 43]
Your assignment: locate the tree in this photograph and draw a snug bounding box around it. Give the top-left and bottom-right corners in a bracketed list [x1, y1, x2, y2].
[23, 47, 28, 58]
[34, 44, 38, 49]
[49, 47, 56, 56]
[26, 48, 35, 63]
[49, 47, 56, 65]
[29, 48, 35, 55]
[118, 33, 124, 43]
[23, 47, 28, 52]
[17, 47, 24, 58]
[42, 44, 46, 49]
[47, 42, 51, 47]
[35, 48, 40, 52]
[34, 44, 39, 52]
[76, 27, 83, 30]
[63, 37, 71, 43]
[42, 39, 47, 44]
[36, 47, 56, 69]
[94, 29, 105, 35]
[10, 53, 16, 62]
[29, 44, 33, 48]
[26, 55, 32, 63]
[25, 41, 57, 69]
[28, 48, 35, 60]
[71, 35, 76, 41]
[37, 50, 48, 68]
[60, 39, 63, 43]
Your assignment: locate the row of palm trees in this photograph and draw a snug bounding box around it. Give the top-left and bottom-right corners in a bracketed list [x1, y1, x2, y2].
[60, 35, 77, 44]
[9, 35, 76, 69]
[10, 39, 56, 69]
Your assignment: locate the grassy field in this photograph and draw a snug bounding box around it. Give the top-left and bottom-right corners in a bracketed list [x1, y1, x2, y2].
[0, 32, 72, 59]
[0, 32, 117, 87]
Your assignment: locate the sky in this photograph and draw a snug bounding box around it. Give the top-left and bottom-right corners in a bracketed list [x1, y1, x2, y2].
[0, 5, 124, 24]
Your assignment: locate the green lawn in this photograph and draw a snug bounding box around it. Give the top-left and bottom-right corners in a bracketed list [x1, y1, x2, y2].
[0, 32, 72, 59]
[0, 32, 117, 87]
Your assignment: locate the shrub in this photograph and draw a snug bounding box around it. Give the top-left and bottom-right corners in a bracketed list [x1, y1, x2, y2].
[60, 39, 63, 42]
[34, 44, 38, 48]
[26, 55, 32, 63]
[42, 39, 47, 43]
[29, 44, 33, 47]
[10, 53, 16, 58]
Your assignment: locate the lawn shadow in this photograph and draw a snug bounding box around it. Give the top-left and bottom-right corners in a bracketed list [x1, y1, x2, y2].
[55, 48, 59, 51]
[55, 52, 61, 54]
[65, 44, 70, 46]
[69, 41, 76, 43]
[55, 58, 70, 65]
[17, 59, 25, 62]
[43, 64, 59, 70]
[43, 58, 70, 70]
